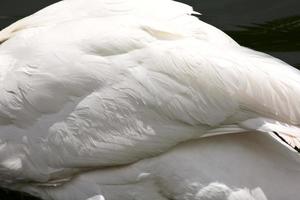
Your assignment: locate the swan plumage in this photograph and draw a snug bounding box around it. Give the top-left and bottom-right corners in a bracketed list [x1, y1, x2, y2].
[0, 0, 299, 199]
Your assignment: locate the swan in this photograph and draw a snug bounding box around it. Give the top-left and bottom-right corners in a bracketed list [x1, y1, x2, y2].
[0, 0, 299, 199]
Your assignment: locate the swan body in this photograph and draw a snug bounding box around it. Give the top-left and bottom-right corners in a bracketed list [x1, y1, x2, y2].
[20, 132, 299, 200]
[0, 0, 299, 199]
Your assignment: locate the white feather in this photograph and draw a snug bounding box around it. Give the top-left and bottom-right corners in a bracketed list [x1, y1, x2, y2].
[0, 0, 299, 199]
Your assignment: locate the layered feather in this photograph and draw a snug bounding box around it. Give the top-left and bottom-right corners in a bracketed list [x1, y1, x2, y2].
[0, 1, 299, 199]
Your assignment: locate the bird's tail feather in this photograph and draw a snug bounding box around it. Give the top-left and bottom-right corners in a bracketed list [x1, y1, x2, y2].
[240, 117, 300, 152]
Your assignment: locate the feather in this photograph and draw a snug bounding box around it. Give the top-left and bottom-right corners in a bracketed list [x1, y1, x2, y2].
[240, 118, 300, 151]
[0, 0, 299, 200]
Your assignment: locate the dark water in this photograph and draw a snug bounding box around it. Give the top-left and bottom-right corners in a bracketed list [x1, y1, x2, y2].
[0, 0, 299, 199]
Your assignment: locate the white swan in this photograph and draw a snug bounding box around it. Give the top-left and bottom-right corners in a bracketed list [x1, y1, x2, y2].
[0, 0, 299, 199]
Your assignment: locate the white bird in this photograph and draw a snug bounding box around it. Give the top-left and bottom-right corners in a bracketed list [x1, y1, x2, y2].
[0, 0, 299, 200]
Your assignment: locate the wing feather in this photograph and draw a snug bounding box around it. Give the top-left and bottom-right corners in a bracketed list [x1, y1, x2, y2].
[0, 0, 299, 184]
[240, 118, 300, 151]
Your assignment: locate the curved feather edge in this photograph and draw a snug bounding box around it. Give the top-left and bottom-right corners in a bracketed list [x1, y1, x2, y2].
[239, 117, 300, 152]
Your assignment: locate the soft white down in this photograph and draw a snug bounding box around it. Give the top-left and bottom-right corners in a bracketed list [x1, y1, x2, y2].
[0, 0, 299, 200]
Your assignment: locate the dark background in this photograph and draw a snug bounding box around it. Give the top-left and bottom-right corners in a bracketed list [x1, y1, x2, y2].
[0, 0, 299, 199]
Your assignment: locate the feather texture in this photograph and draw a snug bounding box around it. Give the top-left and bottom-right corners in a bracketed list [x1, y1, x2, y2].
[0, 0, 299, 199]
